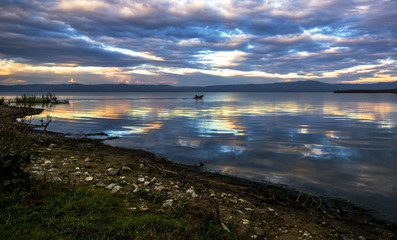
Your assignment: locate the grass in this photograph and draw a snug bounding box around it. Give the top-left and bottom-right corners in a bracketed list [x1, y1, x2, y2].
[0, 178, 235, 240]
[14, 93, 57, 104]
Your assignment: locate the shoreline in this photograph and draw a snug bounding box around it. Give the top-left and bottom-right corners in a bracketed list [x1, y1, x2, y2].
[2, 105, 396, 239]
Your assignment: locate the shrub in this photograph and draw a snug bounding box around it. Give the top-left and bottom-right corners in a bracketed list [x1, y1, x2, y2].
[0, 117, 34, 180]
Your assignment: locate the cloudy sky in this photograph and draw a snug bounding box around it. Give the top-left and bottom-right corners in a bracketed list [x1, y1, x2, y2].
[1, 0, 396, 86]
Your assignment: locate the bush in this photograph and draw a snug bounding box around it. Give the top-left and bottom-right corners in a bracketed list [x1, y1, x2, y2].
[0, 117, 34, 180]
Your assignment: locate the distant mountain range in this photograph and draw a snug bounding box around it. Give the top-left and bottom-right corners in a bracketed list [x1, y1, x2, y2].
[1, 80, 397, 92]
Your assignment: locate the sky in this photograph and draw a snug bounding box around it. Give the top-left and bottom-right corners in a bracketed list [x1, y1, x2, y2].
[0, 0, 397, 86]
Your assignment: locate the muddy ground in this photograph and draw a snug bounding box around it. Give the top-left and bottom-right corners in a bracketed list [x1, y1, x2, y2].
[1, 105, 396, 239]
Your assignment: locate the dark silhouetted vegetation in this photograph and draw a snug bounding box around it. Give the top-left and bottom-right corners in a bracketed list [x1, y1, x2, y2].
[14, 93, 57, 104]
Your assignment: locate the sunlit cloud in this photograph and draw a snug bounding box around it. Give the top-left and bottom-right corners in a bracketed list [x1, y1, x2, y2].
[0, 0, 396, 85]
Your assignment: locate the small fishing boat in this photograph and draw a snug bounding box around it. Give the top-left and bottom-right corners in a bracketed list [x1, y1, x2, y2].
[193, 95, 204, 99]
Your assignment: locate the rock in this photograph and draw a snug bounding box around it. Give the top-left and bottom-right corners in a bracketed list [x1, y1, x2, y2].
[32, 166, 42, 170]
[150, 177, 156, 182]
[96, 181, 105, 187]
[242, 219, 250, 225]
[221, 222, 230, 232]
[107, 168, 120, 176]
[75, 167, 80, 170]
[121, 166, 131, 171]
[105, 183, 116, 190]
[120, 176, 126, 180]
[143, 181, 150, 186]
[139, 205, 149, 211]
[47, 168, 57, 172]
[84, 157, 90, 162]
[111, 185, 121, 193]
[133, 184, 139, 193]
[358, 237, 366, 240]
[44, 160, 52, 165]
[162, 199, 173, 208]
[321, 221, 327, 226]
[139, 163, 145, 168]
[186, 188, 197, 198]
[52, 177, 62, 183]
[74, 171, 81, 175]
[155, 185, 165, 191]
[138, 177, 145, 183]
[254, 227, 265, 236]
[268, 207, 275, 213]
[85, 176, 93, 182]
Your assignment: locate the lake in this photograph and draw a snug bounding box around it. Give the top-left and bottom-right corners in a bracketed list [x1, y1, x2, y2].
[4, 92, 397, 222]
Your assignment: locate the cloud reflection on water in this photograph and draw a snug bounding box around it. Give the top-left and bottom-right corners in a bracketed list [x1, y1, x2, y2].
[17, 92, 397, 221]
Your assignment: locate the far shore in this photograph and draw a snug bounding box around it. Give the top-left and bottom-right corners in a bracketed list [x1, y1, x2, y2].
[1, 104, 396, 239]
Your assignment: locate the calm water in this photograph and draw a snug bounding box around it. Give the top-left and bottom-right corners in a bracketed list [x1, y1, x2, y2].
[4, 92, 397, 221]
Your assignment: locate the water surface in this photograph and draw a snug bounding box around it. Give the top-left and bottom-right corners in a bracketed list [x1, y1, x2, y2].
[4, 92, 397, 221]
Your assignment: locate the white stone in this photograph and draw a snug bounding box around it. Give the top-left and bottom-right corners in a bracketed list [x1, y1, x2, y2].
[111, 185, 121, 193]
[143, 181, 150, 186]
[121, 166, 131, 171]
[162, 199, 173, 208]
[85, 176, 93, 182]
[242, 219, 250, 225]
[96, 181, 105, 187]
[52, 177, 62, 183]
[138, 177, 145, 183]
[105, 183, 116, 190]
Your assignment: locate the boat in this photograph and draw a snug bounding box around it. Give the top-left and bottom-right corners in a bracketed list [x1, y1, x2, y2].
[193, 95, 204, 99]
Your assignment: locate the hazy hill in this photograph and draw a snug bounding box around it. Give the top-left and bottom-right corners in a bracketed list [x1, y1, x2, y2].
[1, 80, 397, 92]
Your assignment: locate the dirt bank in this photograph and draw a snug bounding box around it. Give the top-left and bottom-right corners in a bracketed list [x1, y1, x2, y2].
[2, 105, 396, 239]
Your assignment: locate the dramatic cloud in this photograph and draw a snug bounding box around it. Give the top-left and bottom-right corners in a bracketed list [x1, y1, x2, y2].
[0, 0, 396, 85]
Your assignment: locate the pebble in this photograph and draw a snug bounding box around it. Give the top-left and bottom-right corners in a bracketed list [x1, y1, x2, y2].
[133, 184, 139, 193]
[162, 199, 173, 208]
[84, 157, 90, 162]
[268, 207, 275, 213]
[32, 166, 42, 170]
[75, 167, 80, 170]
[47, 168, 57, 172]
[138, 177, 145, 183]
[96, 181, 105, 187]
[85, 176, 93, 182]
[111, 185, 121, 193]
[120, 176, 126, 180]
[139, 163, 145, 168]
[155, 185, 165, 191]
[358, 237, 366, 240]
[143, 181, 150, 186]
[74, 171, 81, 175]
[242, 219, 250, 225]
[105, 183, 116, 190]
[121, 166, 131, 171]
[52, 177, 62, 183]
[254, 227, 264, 236]
[44, 160, 52, 165]
[150, 177, 156, 182]
[186, 188, 197, 198]
[221, 222, 230, 232]
[107, 168, 120, 176]
[321, 221, 327, 226]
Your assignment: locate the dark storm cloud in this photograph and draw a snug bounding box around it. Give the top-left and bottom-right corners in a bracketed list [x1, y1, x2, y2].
[0, 0, 396, 85]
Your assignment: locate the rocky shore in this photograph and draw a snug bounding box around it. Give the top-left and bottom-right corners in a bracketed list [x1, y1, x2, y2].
[2, 105, 396, 239]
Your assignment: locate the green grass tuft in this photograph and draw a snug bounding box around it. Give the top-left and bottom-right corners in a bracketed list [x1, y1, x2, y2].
[0, 180, 235, 240]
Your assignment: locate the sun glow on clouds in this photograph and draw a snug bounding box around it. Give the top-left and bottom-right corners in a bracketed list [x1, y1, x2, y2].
[1, 0, 397, 85]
